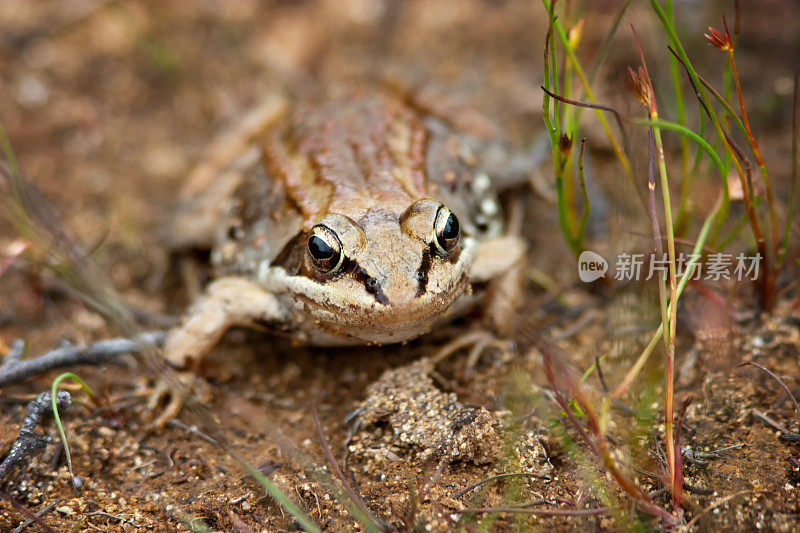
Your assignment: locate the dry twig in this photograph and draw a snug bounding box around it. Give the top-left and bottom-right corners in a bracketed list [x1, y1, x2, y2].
[0, 332, 165, 387]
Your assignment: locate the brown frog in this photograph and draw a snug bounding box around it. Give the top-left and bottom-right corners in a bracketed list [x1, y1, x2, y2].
[154, 87, 532, 423]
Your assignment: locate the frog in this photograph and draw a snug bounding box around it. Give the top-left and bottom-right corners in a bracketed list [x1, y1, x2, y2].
[152, 87, 534, 425]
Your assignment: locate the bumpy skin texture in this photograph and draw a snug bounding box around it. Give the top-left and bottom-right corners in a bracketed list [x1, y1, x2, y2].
[164, 89, 526, 368]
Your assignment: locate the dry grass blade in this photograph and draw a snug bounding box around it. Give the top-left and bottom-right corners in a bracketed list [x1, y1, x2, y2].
[453, 506, 610, 517]
[0, 490, 57, 533]
[311, 400, 393, 533]
[751, 409, 790, 434]
[9, 498, 61, 533]
[740, 362, 800, 417]
[452, 472, 550, 499]
[680, 490, 753, 531]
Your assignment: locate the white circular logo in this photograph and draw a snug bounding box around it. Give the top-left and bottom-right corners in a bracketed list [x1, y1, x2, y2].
[578, 250, 608, 282]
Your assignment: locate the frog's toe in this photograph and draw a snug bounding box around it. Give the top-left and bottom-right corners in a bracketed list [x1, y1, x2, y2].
[145, 371, 202, 429]
[431, 330, 512, 376]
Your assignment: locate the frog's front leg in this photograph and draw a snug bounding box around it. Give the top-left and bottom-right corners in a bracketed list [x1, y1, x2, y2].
[148, 276, 285, 427]
[430, 235, 525, 373]
[470, 235, 527, 336]
[163, 276, 286, 369]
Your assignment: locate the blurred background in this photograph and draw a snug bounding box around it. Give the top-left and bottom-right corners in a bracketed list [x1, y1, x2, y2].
[0, 0, 796, 289]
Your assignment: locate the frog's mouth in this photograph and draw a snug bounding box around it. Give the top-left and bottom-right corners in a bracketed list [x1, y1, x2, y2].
[290, 271, 470, 344]
[293, 270, 469, 323]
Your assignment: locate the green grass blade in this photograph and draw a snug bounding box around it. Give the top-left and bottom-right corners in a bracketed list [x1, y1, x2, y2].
[51, 372, 95, 491]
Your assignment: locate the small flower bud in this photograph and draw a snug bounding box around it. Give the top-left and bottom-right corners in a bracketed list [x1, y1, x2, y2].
[568, 19, 585, 50]
[558, 133, 573, 156]
[704, 17, 733, 52]
[626, 66, 652, 112]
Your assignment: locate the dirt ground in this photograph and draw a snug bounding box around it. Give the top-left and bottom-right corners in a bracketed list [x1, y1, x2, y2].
[1, 1, 799, 531]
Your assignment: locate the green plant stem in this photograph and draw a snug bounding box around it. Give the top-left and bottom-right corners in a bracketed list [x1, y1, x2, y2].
[543, 8, 581, 257]
[51, 373, 95, 492]
[613, 118, 729, 404]
[611, 323, 663, 399]
[645, 127, 671, 465]
[639, 119, 730, 241]
[540, 0, 635, 187]
[697, 75, 750, 149]
[649, 118, 680, 503]
[676, 112, 706, 235]
[580, 354, 607, 385]
[577, 139, 590, 244]
[651, 0, 769, 307]
[612, 193, 724, 400]
[779, 71, 799, 268]
[665, 0, 690, 237]
[561, 18, 575, 140]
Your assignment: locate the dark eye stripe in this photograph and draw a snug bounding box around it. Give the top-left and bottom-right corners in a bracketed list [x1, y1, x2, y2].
[415, 248, 432, 297]
[351, 261, 389, 305]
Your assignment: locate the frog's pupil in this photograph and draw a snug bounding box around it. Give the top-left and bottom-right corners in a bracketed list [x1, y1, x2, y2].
[308, 235, 334, 260]
[442, 213, 459, 240]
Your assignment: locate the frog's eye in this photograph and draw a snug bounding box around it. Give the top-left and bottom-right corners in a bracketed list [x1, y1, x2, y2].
[433, 206, 460, 256]
[307, 225, 345, 273]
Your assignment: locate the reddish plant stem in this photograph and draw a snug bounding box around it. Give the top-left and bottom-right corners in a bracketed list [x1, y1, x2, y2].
[728, 50, 776, 309]
[539, 340, 677, 523]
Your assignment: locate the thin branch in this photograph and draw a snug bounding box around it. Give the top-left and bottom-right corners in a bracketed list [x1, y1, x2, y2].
[540, 86, 630, 159]
[740, 362, 800, 417]
[632, 465, 714, 496]
[0, 332, 165, 388]
[594, 355, 608, 394]
[166, 419, 220, 446]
